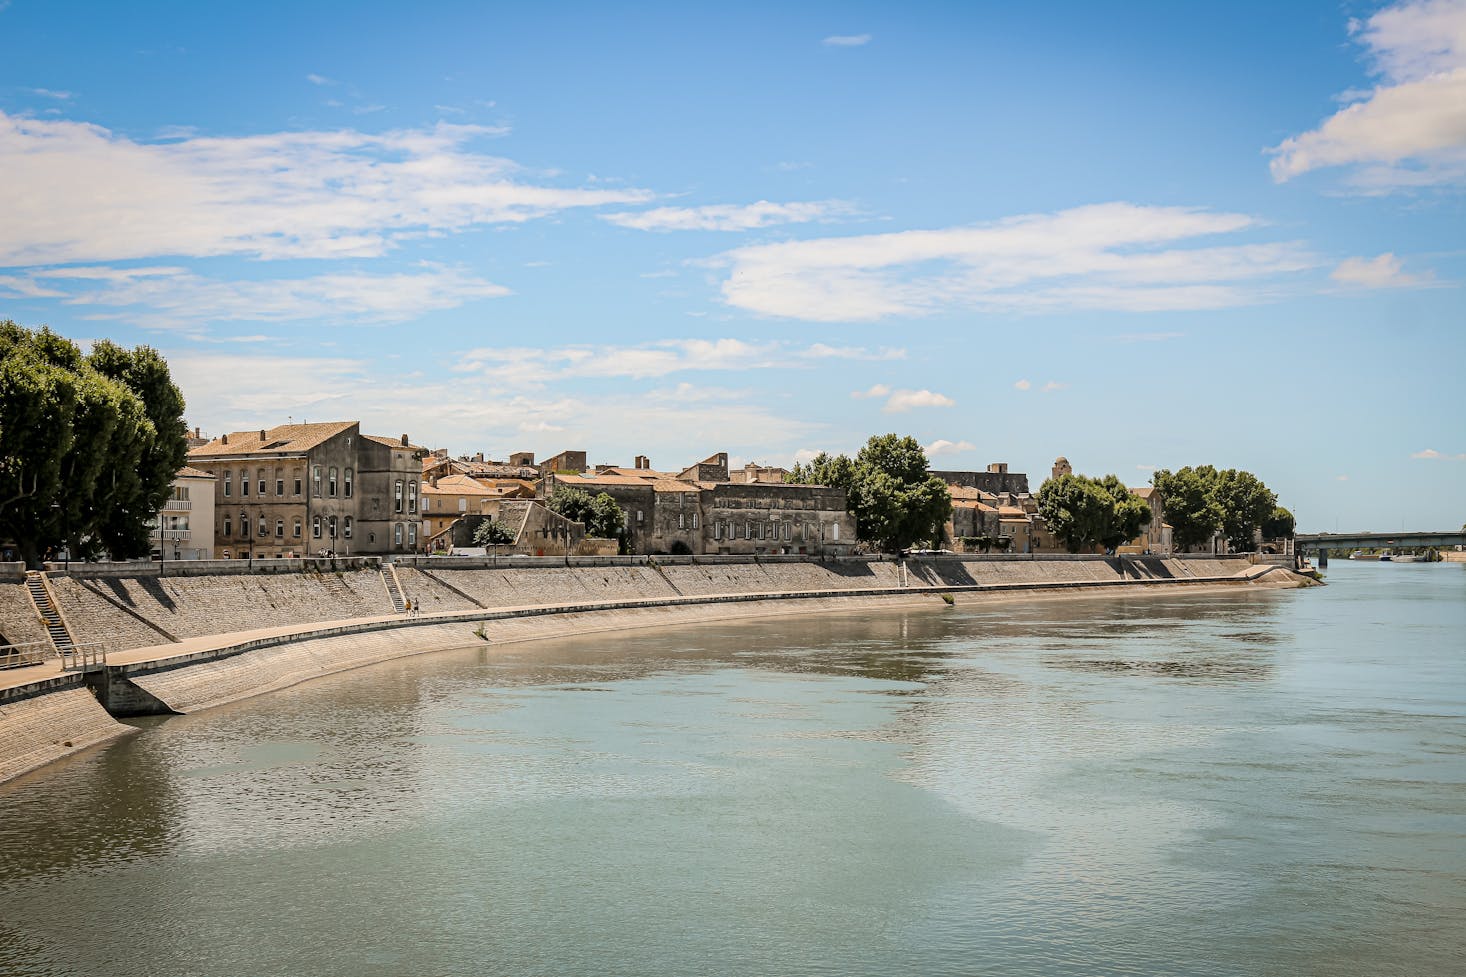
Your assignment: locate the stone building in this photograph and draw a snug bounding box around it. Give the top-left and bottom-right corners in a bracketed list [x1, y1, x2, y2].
[188, 422, 424, 558]
[1124, 487, 1173, 555]
[541, 454, 855, 556]
[422, 472, 535, 549]
[149, 466, 216, 561]
[932, 462, 1031, 497]
[728, 462, 791, 484]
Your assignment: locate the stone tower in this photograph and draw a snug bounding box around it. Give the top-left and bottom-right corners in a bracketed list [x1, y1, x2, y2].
[1051, 456, 1072, 480]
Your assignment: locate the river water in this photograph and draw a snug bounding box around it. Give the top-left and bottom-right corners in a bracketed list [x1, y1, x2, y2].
[1, 562, 1463, 977]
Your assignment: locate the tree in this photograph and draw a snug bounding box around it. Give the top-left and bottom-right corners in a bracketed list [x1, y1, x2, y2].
[785, 451, 856, 492]
[846, 434, 953, 552]
[1213, 468, 1277, 551]
[472, 519, 514, 546]
[0, 323, 187, 568]
[1036, 473, 1151, 553]
[1262, 506, 1296, 540]
[1151, 467, 1223, 551]
[546, 486, 626, 540]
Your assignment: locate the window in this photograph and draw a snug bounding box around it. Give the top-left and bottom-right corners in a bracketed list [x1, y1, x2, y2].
[223, 516, 232, 536]
[344, 468, 353, 499]
[329, 467, 338, 498]
[636, 510, 644, 523]
[293, 518, 302, 538]
[768, 521, 776, 539]
[343, 516, 353, 539]
[408, 523, 417, 545]
[328, 515, 337, 539]
[831, 523, 839, 541]
[275, 519, 284, 538]
[394, 523, 403, 546]
[677, 512, 685, 530]
[258, 514, 268, 537]
[745, 521, 753, 539]
[293, 471, 302, 496]
[692, 512, 699, 530]
[240, 514, 250, 537]
[276, 469, 284, 496]
[408, 481, 418, 514]
[241, 472, 249, 497]
[783, 522, 792, 541]
[394, 481, 403, 513]
[312, 516, 322, 539]
[714, 521, 723, 540]
[223, 472, 232, 497]
[312, 466, 322, 496]
[257, 470, 266, 496]
[458, 498, 467, 512]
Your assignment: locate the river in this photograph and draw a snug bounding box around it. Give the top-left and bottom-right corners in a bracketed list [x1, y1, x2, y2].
[1, 562, 1462, 976]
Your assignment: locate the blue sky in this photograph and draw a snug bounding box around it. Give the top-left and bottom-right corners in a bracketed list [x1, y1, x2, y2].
[2, 0, 1463, 531]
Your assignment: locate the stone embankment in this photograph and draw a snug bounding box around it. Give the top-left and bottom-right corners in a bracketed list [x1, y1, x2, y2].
[0, 554, 1305, 784]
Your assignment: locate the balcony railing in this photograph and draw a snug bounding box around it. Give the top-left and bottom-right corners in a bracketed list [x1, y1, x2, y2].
[153, 529, 191, 540]
[163, 498, 192, 510]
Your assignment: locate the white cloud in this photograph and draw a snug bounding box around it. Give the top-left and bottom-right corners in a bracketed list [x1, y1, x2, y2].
[823, 34, 871, 46]
[799, 343, 905, 361]
[306, 73, 338, 86]
[455, 338, 879, 386]
[883, 389, 955, 412]
[12, 264, 508, 327]
[1013, 379, 1032, 390]
[851, 384, 891, 399]
[27, 88, 74, 100]
[1136, 464, 1159, 472]
[602, 199, 854, 232]
[1336, 474, 1350, 481]
[926, 439, 975, 457]
[0, 111, 650, 266]
[1041, 381, 1068, 393]
[1268, 0, 1466, 188]
[1330, 253, 1432, 287]
[710, 202, 1315, 322]
[1411, 447, 1466, 459]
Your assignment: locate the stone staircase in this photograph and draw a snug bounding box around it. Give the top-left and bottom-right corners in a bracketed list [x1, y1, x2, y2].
[25, 571, 74, 653]
[381, 564, 407, 614]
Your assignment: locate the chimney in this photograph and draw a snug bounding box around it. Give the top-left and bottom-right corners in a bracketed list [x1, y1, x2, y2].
[259, 429, 267, 441]
[401, 433, 409, 446]
[474, 452, 484, 463]
[635, 455, 650, 470]
[193, 426, 200, 438]
[221, 433, 229, 445]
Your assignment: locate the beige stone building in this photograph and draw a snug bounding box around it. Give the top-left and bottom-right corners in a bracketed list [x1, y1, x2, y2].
[188, 422, 425, 558]
[149, 466, 216, 561]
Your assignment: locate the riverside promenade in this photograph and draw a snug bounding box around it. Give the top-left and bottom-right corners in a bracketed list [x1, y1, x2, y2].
[0, 555, 1311, 784]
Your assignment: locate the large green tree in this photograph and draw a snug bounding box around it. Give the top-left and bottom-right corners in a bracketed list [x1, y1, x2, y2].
[1036, 472, 1152, 553]
[785, 451, 857, 492]
[0, 323, 187, 567]
[786, 436, 951, 552]
[1213, 468, 1277, 551]
[1151, 466, 1224, 551]
[1261, 505, 1296, 541]
[472, 519, 514, 546]
[546, 486, 626, 541]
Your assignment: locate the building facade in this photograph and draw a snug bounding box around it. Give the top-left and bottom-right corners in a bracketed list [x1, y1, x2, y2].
[149, 466, 216, 561]
[188, 422, 424, 558]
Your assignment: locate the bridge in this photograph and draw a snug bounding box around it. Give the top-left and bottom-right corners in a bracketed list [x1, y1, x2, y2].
[1296, 531, 1466, 566]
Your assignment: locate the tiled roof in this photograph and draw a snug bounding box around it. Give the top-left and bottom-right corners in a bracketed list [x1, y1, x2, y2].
[188, 421, 355, 457]
[362, 434, 427, 452]
[424, 473, 495, 493]
[998, 506, 1029, 518]
[1131, 486, 1158, 499]
[176, 465, 216, 479]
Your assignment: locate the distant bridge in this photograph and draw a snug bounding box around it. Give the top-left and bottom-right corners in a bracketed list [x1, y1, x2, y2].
[1296, 531, 1465, 566]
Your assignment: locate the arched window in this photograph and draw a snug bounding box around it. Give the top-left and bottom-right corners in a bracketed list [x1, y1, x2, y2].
[312, 516, 322, 539]
[328, 467, 338, 497]
[344, 468, 353, 498]
[240, 514, 250, 537]
[293, 518, 302, 538]
[394, 480, 404, 513]
[312, 466, 322, 496]
[222, 471, 232, 497]
[408, 481, 418, 514]
[275, 468, 284, 496]
[275, 519, 284, 538]
[258, 513, 268, 536]
[241, 470, 250, 497]
[393, 523, 404, 545]
[257, 469, 266, 496]
[329, 515, 338, 539]
[408, 522, 417, 546]
[343, 516, 353, 539]
[293, 470, 303, 495]
[223, 516, 232, 536]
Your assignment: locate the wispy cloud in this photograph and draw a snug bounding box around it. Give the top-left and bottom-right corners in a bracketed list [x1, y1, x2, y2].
[306, 73, 338, 86]
[926, 439, 975, 457]
[26, 87, 74, 100]
[602, 199, 854, 232]
[883, 389, 954, 412]
[710, 202, 1316, 322]
[823, 34, 872, 46]
[1330, 253, 1434, 288]
[1041, 381, 1067, 393]
[454, 338, 890, 386]
[14, 264, 508, 328]
[1268, 0, 1466, 189]
[851, 384, 891, 399]
[1411, 447, 1466, 459]
[1013, 379, 1032, 391]
[0, 111, 649, 266]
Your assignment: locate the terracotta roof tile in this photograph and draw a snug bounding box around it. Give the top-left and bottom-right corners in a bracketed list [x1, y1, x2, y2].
[188, 421, 355, 457]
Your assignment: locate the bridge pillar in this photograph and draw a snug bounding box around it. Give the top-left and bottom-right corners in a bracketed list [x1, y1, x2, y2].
[1317, 548, 1328, 568]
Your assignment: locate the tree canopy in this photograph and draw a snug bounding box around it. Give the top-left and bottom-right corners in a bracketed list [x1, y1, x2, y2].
[1035, 472, 1152, 553]
[546, 486, 626, 541]
[471, 519, 514, 546]
[790, 434, 951, 553]
[0, 322, 188, 567]
[1152, 465, 1285, 552]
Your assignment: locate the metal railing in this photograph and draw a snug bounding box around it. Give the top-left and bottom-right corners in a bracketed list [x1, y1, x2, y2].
[0, 641, 52, 670]
[57, 641, 108, 673]
[162, 499, 193, 510]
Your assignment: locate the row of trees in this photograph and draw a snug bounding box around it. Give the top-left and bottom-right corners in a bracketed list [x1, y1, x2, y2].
[1034, 473, 1152, 553]
[1, 322, 188, 568]
[786, 433, 952, 552]
[1151, 466, 1293, 552]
